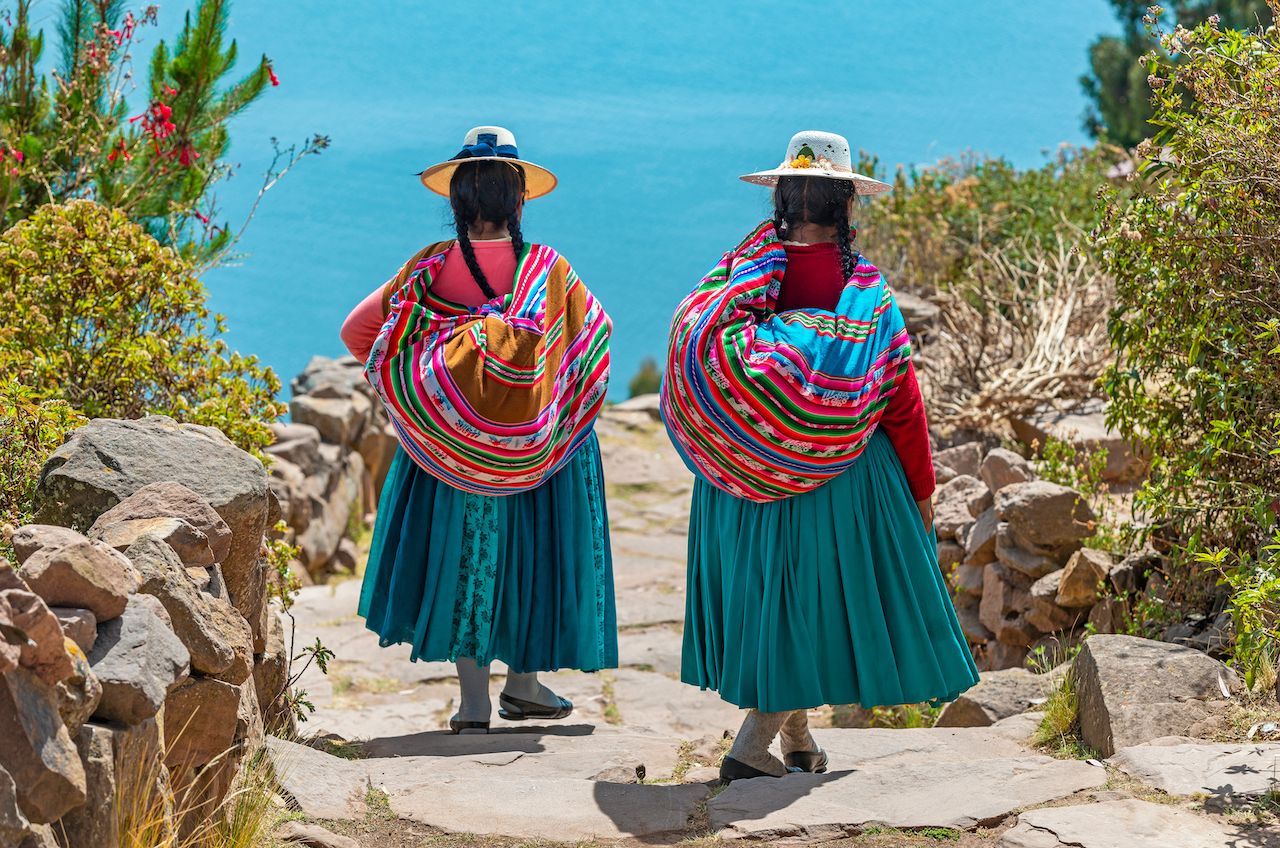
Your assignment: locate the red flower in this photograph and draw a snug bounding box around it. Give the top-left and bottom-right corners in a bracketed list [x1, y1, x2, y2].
[175, 144, 200, 167]
[13, 151, 22, 163]
[194, 211, 210, 225]
[107, 139, 132, 163]
[268, 65, 280, 87]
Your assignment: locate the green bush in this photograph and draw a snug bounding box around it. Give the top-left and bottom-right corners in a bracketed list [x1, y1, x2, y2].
[0, 385, 83, 549]
[1096, 11, 1280, 681]
[855, 146, 1116, 294]
[0, 200, 283, 454]
[627, 357, 662, 398]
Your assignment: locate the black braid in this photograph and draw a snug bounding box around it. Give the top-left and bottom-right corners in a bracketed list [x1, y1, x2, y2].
[832, 196, 856, 281]
[774, 175, 857, 279]
[454, 208, 498, 300]
[448, 160, 528, 301]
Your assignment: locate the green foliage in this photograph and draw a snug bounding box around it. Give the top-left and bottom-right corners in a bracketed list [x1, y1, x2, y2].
[855, 146, 1115, 294]
[1033, 669, 1098, 759]
[1201, 538, 1280, 687]
[0, 0, 325, 266]
[1082, 0, 1274, 148]
[0, 200, 284, 454]
[0, 385, 84, 551]
[1096, 10, 1280, 669]
[1036, 437, 1126, 554]
[627, 356, 662, 398]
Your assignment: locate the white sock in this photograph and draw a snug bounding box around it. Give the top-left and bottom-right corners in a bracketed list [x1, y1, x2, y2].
[453, 656, 492, 724]
[502, 670, 562, 707]
[780, 710, 818, 755]
[727, 710, 789, 776]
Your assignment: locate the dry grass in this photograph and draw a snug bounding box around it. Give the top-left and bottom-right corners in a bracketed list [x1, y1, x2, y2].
[918, 235, 1112, 431]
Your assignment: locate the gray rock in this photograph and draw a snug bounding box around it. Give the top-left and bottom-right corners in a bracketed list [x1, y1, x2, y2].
[164, 676, 257, 771]
[998, 798, 1241, 848]
[935, 475, 994, 540]
[0, 582, 74, 686]
[20, 823, 57, 848]
[995, 481, 1097, 550]
[1011, 401, 1149, 483]
[980, 447, 1034, 494]
[996, 525, 1063, 579]
[936, 668, 1061, 727]
[984, 640, 1030, 671]
[55, 722, 118, 848]
[610, 393, 663, 420]
[290, 393, 371, 449]
[933, 462, 957, 486]
[8, 525, 86, 566]
[18, 539, 139, 622]
[934, 442, 984, 478]
[962, 507, 999, 566]
[277, 821, 359, 848]
[1110, 546, 1160, 594]
[35, 417, 271, 652]
[296, 452, 363, 574]
[0, 765, 31, 847]
[1087, 596, 1129, 634]
[125, 537, 252, 681]
[358, 420, 398, 498]
[88, 594, 190, 725]
[710, 756, 1105, 840]
[254, 610, 293, 734]
[50, 607, 96, 654]
[979, 563, 1037, 647]
[85, 480, 234, 567]
[55, 643, 101, 734]
[1057, 548, 1115, 608]
[265, 422, 325, 477]
[937, 540, 964, 571]
[1074, 634, 1241, 757]
[1109, 741, 1280, 803]
[952, 562, 985, 598]
[955, 595, 994, 643]
[0, 667, 86, 824]
[92, 516, 214, 567]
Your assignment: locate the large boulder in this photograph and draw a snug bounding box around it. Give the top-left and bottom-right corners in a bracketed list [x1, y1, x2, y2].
[1073, 634, 1240, 757]
[936, 667, 1062, 727]
[961, 507, 998, 566]
[1056, 548, 1115, 608]
[0, 575, 75, 686]
[978, 563, 1038, 647]
[50, 607, 96, 654]
[55, 640, 102, 734]
[0, 766, 30, 847]
[0, 594, 21, 675]
[0, 667, 87, 824]
[54, 722, 116, 848]
[92, 516, 215, 567]
[125, 537, 252, 682]
[934, 442, 984, 478]
[34, 416, 272, 650]
[289, 393, 371, 449]
[8, 526, 86, 566]
[89, 481, 233, 565]
[17, 539, 139, 622]
[934, 475, 993, 540]
[88, 594, 190, 725]
[296, 452, 364, 574]
[253, 610, 293, 734]
[1011, 400, 1149, 483]
[995, 481, 1097, 551]
[265, 422, 326, 477]
[995, 525, 1062, 580]
[979, 447, 1034, 494]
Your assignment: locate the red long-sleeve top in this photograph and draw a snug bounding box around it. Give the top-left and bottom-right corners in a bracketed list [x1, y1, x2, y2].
[778, 242, 936, 501]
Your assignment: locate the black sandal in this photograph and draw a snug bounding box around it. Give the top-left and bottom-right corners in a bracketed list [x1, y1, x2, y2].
[448, 718, 490, 734]
[783, 748, 829, 773]
[497, 691, 573, 722]
[719, 756, 803, 783]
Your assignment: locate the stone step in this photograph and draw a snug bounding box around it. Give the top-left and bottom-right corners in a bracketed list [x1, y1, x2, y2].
[998, 798, 1264, 848]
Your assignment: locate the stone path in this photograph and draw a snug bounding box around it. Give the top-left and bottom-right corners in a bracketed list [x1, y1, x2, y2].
[273, 406, 1280, 846]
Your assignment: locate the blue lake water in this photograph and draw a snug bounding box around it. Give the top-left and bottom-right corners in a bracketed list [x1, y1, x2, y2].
[146, 1, 1118, 395]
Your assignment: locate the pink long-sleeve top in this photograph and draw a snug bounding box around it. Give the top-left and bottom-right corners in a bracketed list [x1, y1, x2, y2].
[341, 238, 518, 364]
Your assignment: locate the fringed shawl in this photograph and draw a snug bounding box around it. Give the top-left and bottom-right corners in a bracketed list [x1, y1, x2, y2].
[661, 221, 911, 502]
[365, 241, 610, 495]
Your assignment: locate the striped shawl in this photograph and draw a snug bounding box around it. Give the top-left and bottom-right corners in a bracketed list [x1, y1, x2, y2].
[365, 241, 611, 495]
[661, 221, 912, 502]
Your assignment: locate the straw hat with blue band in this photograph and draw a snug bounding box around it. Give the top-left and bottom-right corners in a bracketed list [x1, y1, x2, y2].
[419, 125, 558, 199]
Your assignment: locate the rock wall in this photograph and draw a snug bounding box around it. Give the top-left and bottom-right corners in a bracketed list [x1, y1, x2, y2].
[268, 355, 397, 583]
[1, 415, 292, 847]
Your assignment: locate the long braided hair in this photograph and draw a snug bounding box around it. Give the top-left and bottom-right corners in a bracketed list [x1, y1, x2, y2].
[772, 176, 857, 281]
[448, 160, 527, 300]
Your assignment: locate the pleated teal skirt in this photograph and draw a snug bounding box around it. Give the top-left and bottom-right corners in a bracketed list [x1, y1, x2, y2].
[682, 429, 979, 712]
[358, 433, 618, 674]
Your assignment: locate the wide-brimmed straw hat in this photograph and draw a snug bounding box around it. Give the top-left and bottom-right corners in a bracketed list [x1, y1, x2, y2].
[740, 130, 891, 194]
[420, 125, 558, 199]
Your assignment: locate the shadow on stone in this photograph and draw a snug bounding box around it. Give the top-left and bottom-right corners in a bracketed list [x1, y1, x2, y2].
[360, 723, 596, 759]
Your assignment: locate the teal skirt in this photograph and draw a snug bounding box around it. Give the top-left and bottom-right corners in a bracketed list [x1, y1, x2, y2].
[682, 429, 979, 712]
[358, 433, 617, 674]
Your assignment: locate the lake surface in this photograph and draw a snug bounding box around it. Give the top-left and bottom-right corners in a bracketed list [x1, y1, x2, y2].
[144, 1, 1118, 395]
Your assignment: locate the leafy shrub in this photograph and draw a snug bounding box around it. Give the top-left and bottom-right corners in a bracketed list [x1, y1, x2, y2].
[855, 146, 1117, 295]
[627, 357, 662, 398]
[0, 385, 83, 549]
[1096, 9, 1280, 679]
[0, 200, 283, 453]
